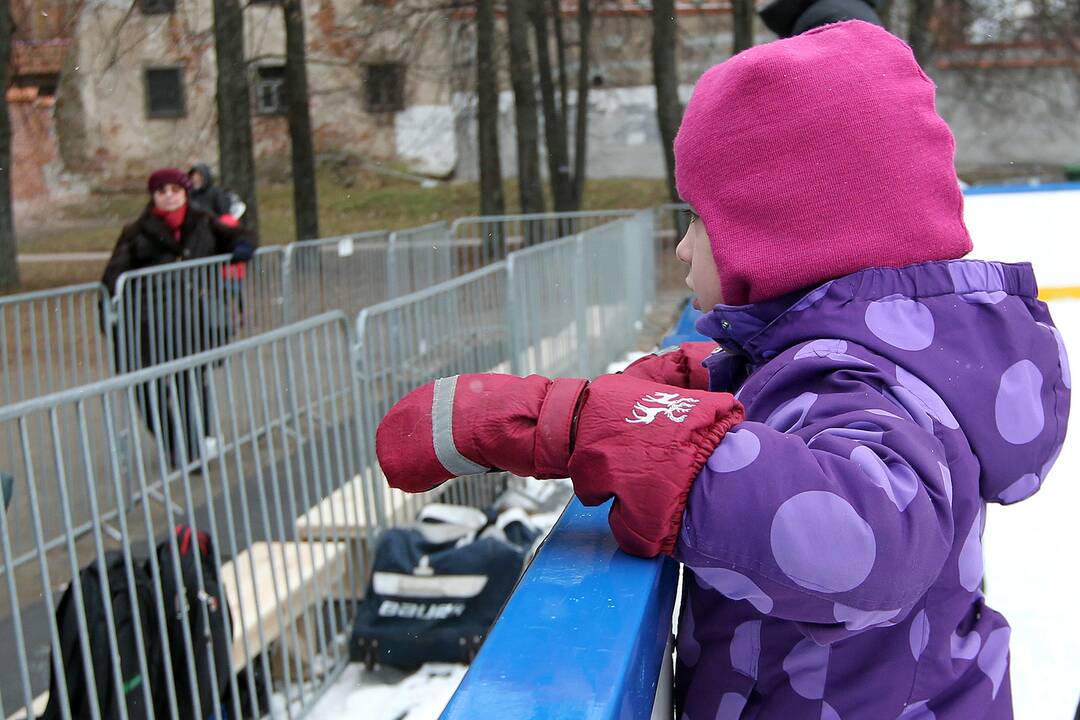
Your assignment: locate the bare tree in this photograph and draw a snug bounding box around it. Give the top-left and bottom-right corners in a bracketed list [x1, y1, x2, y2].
[0, 0, 16, 292]
[529, 0, 593, 212]
[651, 0, 682, 201]
[530, 0, 573, 211]
[476, 0, 505, 217]
[908, 0, 936, 66]
[506, 0, 545, 216]
[570, 0, 591, 207]
[732, 0, 755, 54]
[283, 0, 319, 240]
[213, 0, 259, 232]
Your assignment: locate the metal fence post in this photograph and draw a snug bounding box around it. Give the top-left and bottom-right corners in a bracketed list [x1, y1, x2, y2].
[573, 234, 590, 378]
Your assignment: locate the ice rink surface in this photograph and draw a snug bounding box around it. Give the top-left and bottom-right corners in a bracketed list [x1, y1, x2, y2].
[311, 188, 1080, 719]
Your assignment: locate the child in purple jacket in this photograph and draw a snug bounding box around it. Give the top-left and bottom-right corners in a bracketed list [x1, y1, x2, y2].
[377, 20, 1069, 719]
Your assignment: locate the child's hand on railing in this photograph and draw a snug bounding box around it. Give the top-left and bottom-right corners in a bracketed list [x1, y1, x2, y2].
[376, 373, 744, 557]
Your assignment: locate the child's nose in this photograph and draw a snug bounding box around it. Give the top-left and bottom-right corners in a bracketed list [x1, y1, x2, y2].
[675, 234, 692, 264]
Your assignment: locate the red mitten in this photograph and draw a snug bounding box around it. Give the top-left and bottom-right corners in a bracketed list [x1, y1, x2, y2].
[620, 342, 716, 390]
[375, 374, 588, 492]
[567, 375, 742, 556]
[376, 373, 743, 557]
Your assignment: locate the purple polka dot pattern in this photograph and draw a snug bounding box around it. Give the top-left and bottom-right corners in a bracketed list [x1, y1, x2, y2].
[791, 283, 832, 312]
[808, 426, 885, 449]
[850, 445, 919, 512]
[897, 700, 936, 720]
[958, 290, 1008, 305]
[886, 386, 935, 433]
[938, 463, 953, 506]
[977, 627, 1011, 699]
[997, 473, 1040, 504]
[821, 702, 843, 720]
[1038, 322, 1071, 389]
[832, 602, 901, 631]
[716, 693, 748, 720]
[950, 629, 981, 660]
[771, 492, 877, 593]
[765, 392, 819, 432]
[678, 592, 700, 667]
[994, 360, 1045, 445]
[707, 429, 762, 473]
[866, 408, 903, 420]
[795, 339, 849, 361]
[909, 609, 930, 661]
[948, 260, 1006, 295]
[958, 509, 984, 592]
[730, 620, 761, 679]
[895, 367, 960, 430]
[694, 567, 775, 614]
[1041, 444, 1063, 479]
[782, 638, 830, 700]
[864, 295, 936, 351]
[794, 339, 873, 366]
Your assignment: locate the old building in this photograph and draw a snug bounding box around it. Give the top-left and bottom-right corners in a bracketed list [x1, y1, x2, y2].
[8, 0, 1080, 203]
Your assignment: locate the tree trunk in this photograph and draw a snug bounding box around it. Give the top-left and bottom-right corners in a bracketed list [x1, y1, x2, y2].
[476, 0, 505, 217]
[530, 0, 573, 212]
[732, 0, 755, 55]
[651, 0, 682, 202]
[506, 0, 546, 218]
[213, 0, 259, 232]
[283, 0, 319, 240]
[907, 0, 936, 67]
[571, 0, 592, 208]
[0, 0, 16, 292]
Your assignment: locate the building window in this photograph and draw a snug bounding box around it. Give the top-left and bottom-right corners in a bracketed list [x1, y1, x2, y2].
[145, 67, 186, 119]
[255, 65, 286, 115]
[141, 0, 175, 14]
[14, 73, 59, 97]
[364, 64, 405, 114]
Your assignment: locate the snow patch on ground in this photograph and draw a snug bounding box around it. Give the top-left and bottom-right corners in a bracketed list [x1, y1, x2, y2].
[303, 663, 466, 720]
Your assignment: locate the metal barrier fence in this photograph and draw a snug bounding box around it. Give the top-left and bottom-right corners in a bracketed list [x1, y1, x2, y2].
[0, 312, 377, 720]
[283, 231, 391, 323]
[386, 221, 455, 299]
[656, 202, 691, 291]
[355, 263, 512, 528]
[1, 283, 114, 406]
[450, 210, 636, 273]
[113, 247, 286, 374]
[358, 210, 655, 529]
[506, 211, 656, 378]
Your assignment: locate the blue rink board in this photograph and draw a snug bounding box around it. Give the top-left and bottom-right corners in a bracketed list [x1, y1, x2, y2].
[440, 498, 678, 720]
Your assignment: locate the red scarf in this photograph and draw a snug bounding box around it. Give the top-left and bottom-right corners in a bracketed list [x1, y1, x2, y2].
[152, 203, 188, 242]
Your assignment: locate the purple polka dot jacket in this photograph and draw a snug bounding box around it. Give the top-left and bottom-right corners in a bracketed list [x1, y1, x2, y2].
[674, 260, 1070, 720]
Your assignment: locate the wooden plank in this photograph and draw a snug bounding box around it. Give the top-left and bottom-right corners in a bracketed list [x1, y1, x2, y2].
[5, 691, 48, 720]
[219, 541, 346, 671]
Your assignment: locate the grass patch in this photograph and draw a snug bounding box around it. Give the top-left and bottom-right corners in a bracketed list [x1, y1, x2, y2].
[18, 169, 671, 257]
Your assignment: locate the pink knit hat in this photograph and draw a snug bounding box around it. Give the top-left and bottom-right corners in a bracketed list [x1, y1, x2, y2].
[674, 20, 972, 306]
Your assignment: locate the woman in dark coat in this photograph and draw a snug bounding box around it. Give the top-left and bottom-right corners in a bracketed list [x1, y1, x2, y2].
[102, 167, 256, 469]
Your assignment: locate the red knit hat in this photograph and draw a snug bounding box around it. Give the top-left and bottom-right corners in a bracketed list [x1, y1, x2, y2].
[674, 20, 972, 306]
[147, 167, 192, 194]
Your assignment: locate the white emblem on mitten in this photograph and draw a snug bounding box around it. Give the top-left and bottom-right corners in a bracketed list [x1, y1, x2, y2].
[626, 392, 700, 424]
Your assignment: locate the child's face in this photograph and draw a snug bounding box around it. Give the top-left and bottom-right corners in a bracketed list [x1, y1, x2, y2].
[676, 212, 723, 311]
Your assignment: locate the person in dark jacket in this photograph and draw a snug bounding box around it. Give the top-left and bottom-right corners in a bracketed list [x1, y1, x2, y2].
[187, 163, 234, 218]
[102, 167, 256, 469]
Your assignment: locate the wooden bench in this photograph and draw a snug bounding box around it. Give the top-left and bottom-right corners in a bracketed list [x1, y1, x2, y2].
[6, 692, 47, 720]
[220, 540, 347, 673]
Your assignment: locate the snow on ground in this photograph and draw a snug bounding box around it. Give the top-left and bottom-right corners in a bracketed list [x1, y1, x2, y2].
[303, 663, 467, 720]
